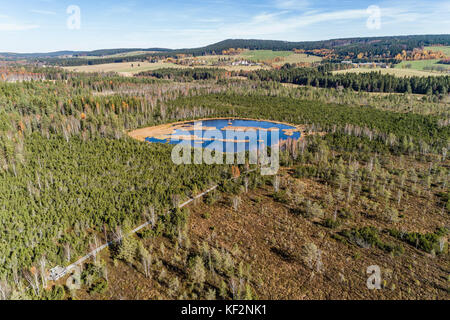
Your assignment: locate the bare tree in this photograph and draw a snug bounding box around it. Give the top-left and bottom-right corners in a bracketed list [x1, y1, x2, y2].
[229, 278, 238, 300]
[273, 175, 280, 193]
[0, 280, 11, 300]
[39, 257, 47, 289]
[114, 226, 123, 242]
[149, 205, 157, 227]
[142, 254, 152, 279]
[172, 194, 181, 208]
[90, 235, 100, 263]
[64, 243, 71, 263]
[232, 196, 241, 211]
[24, 269, 40, 297]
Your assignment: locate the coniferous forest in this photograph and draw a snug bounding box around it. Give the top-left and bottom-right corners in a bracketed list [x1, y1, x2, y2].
[0, 39, 449, 300]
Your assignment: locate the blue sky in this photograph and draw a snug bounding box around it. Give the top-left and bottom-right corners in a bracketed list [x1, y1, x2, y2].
[1, 0, 449, 52]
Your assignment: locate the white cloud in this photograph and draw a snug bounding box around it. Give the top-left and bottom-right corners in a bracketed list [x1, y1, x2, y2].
[0, 23, 40, 31]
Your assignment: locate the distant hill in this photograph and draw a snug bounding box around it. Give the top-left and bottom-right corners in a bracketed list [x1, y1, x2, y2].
[4, 34, 449, 65]
[174, 35, 450, 57]
[0, 48, 172, 59]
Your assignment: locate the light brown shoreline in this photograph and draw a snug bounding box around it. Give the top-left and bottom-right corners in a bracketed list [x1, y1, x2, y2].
[128, 118, 305, 142]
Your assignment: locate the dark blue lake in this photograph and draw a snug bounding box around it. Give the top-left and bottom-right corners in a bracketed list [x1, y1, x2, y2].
[145, 119, 301, 152]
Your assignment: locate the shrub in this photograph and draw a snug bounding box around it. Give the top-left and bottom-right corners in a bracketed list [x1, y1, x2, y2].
[163, 208, 190, 240]
[116, 236, 139, 264]
[388, 228, 448, 254]
[89, 278, 108, 294]
[384, 207, 399, 223]
[188, 256, 206, 289]
[44, 285, 65, 300]
[341, 226, 401, 254]
[202, 212, 211, 219]
[204, 189, 221, 205]
[323, 218, 341, 229]
[273, 191, 289, 204]
[304, 200, 324, 218]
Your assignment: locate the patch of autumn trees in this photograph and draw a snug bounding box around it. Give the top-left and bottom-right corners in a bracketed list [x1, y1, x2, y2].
[395, 48, 447, 61]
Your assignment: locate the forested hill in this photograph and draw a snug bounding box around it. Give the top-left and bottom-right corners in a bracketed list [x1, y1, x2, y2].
[174, 35, 450, 56]
[14, 34, 450, 66]
[0, 48, 171, 59]
[4, 35, 450, 59]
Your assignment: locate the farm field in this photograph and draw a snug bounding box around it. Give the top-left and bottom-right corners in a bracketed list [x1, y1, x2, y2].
[63, 61, 183, 76]
[424, 45, 450, 57]
[238, 50, 322, 65]
[62, 49, 325, 76]
[64, 60, 267, 76]
[273, 53, 322, 66]
[395, 59, 450, 73]
[239, 50, 293, 62]
[332, 67, 447, 77]
[76, 51, 151, 59]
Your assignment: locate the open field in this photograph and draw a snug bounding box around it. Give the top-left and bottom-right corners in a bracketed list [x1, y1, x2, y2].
[395, 59, 450, 73]
[64, 61, 183, 75]
[238, 50, 322, 65]
[332, 67, 447, 77]
[273, 53, 322, 66]
[424, 46, 450, 57]
[239, 50, 293, 62]
[63, 49, 323, 76]
[76, 51, 151, 59]
[64, 60, 266, 75]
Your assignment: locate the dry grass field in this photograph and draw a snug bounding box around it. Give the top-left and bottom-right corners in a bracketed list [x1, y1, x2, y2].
[238, 50, 322, 66]
[63, 61, 183, 76]
[64, 60, 266, 76]
[332, 67, 446, 77]
[77, 51, 151, 59]
[272, 53, 322, 66]
[63, 50, 325, 76]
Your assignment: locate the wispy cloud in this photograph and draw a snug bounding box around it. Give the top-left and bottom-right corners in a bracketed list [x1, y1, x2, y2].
[219, 8, 369, 37]
[30, 9, 57, 15]
[217, 1, 450, 38]
[1, 0, 448, 52]
[0, 23, 40, 31]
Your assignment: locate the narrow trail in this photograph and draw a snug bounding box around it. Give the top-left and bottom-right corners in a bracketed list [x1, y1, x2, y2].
[49, 169, 257, 281]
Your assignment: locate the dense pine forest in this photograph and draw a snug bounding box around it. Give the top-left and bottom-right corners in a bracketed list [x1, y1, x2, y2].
[0, 62, 448, 300]
[247, 65, 450, 95]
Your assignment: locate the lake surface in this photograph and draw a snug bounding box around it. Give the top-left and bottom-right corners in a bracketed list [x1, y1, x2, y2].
[145, 119, 301, 152]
